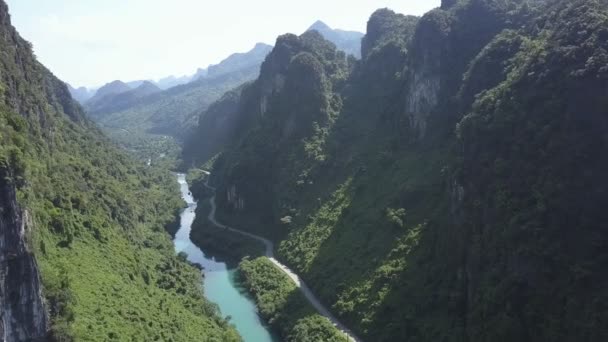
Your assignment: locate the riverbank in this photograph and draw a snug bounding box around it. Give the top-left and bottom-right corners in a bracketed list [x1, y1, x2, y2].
[189, 191, 348, 341]
[191, 170, 361, 342]
[190, 196, 265, 265]
[239, 257, 348, 342]
[173, 174, 278, 342]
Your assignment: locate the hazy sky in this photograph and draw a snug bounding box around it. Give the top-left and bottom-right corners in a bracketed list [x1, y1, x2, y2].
[6, 0, 440, 88]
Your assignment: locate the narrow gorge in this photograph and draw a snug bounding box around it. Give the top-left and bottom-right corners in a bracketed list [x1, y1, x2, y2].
[2, 0, 608, 341]
[172, 173, 278, 342]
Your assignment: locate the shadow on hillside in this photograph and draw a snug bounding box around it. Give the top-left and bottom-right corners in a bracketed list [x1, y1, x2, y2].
[288, 141, 456, 340]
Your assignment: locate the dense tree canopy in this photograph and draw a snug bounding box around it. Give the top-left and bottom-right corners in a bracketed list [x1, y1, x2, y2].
[0, 1, 241, 340]
[184, 0, 608, 340]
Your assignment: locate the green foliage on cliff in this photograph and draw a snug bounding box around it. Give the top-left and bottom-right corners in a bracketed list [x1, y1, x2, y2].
[195, 31, 355, 240]
[238, 257, 346, 342]
[185, 0, 608, 341]
[454, 1, 608, 339]
[0, 1, 241, 340]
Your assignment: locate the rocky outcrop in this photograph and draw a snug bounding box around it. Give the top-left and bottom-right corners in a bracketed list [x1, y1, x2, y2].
[404, 10, 450, 138]
[198, 30, 351, 240]
[404, 1, 518, 138]
[0, 170, 48, 342]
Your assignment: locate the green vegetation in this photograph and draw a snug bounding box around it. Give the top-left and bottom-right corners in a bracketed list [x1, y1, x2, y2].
[0, 102, 240, 341]
[307, 20, 364, 58]
[97, 68, 258, 139]
[87, 44, 272, 162]
[181, 86, 248, 168]
[184, 1, 608, 341]
[190, 197, 265, 264]
[85, 81, 161, 118]
[205, 30, 355, 240]
[0, 2, 241, 340]
[186, 166, 265, 264]
[105, 129, 181, 166]
[239, 257, 346, 342]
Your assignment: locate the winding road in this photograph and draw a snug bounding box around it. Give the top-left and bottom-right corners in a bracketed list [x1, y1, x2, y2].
[200, 171, 361, 342]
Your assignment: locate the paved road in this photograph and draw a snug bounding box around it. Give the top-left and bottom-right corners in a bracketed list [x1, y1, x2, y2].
[200, 171, 361, 342]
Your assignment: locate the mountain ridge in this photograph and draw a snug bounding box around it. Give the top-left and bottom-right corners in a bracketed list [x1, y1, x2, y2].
[83, 42, 273, 163]
[306, 20, 364, 58]
[183, 1, 608, 340]
[0, 1, 241, 340]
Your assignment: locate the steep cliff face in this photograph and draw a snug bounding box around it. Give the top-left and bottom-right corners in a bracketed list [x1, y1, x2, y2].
[0, 2, 51, 339]
[191, 31, 353, 238]
[0, 170, 48, 341]
[0, 1, 241, 340]
[186, 0, 608, 340]
[404, 0, 528, 138]
[457, 1, 608, 339]
[404, 9, 448, 137]
[182, 85, 247, 167]
[357, 9, 418, 105]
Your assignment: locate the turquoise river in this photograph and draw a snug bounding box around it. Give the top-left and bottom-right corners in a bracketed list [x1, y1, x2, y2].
[173, 174, 279, 342]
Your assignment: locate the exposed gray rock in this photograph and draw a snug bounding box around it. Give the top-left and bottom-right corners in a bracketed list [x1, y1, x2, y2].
[406, 67, 440, 137]
[0, 171, 48, 342]
[404, 10, 450, 138]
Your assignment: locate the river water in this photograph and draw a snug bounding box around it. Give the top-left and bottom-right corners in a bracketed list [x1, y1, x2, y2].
[173, 174, 278, 342]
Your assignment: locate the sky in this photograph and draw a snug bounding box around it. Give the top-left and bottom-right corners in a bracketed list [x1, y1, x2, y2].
[6, 0, 440, 88]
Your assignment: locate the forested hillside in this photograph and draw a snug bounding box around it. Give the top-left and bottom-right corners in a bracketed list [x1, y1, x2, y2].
[0, 1, 240, 340]
[181, 23, 366, 168]
[85, 81, 161, 119]
[184, 0, 608, 340]
[88, 43, 272, 163]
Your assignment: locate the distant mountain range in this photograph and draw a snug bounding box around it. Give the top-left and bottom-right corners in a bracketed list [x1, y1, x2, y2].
[68, 21, 361, 107]
[80, 43, 273, 155]
[88, 80, 131, 102]
[68, 20, 362, 158]
[69, 21, 361, 107]
[207, 43, 273, 78]
[66, 84, 96, 103]
[85, 81, 162, 117]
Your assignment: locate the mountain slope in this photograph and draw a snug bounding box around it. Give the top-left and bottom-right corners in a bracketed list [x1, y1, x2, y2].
[182, 84, 249, 167]
[156, 74, 193, 89]
[67, 84, 94, 104]
[87, 80, 131, 102]
[90, 44, 272, 162]
[85, 81, 161, 119]
[307, 20, 364, 58]
[184, 1, 608, 341]
[0, 1, 240, 341]
[100, 65, 259, 139]
[207, 43, 273, 78]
